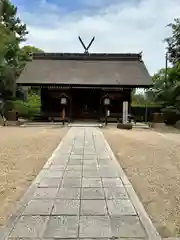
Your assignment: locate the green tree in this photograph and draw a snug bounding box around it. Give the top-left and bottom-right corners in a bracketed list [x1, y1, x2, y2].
[0, 0, 44, 123]
[17, 45, 44, 75]
[149, 65, 180, 106]
[132, 93, 146, 105]
[148, 64, 180, 124]
[0, 0, 28, 99]
[17, 45, 44, 99]
[1, 0, 28, 42]
[0, 23, 17, 99]
[166, 18, 180, 65]
[146, 18, 180, 124]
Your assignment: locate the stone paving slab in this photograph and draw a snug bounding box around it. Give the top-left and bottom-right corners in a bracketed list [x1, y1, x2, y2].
[52, 199, 80, 215]
[102, 178, 123, 187]
[43, 216, 79, 238]
[1, 127, 161, 240]
[69, 155, 83, 160]
[81, 188, 105, 199]
[63, 170, 82, 178]
[110, 216, 147, 238]
[49, 164, 66, 170]
[107, 199, 137, 216]
[44, 170, 65, 178]
[104, 187, 129, 199]
[66, 165, 82, 171]
[83, 160, 98, 166]
[9, 216, 48, 238]
[61, 178, 82, 188]
[79, 216, 112, 238]
[57, 187, 81, 199]
[68, 159, 83, 165]
[38, 177, 62, 188]
[22, 199, 54, 215]
[82, 177, 102, 188]
[83, 170, 101, 178]
[32, 187, 58, 199]
[80, 200, 107, 216]
[83, 155, 98, 160]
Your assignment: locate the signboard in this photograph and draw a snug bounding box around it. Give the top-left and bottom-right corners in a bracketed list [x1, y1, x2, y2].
[123, 101, 128, 124]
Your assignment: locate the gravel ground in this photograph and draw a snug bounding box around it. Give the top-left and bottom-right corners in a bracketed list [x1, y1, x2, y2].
[0, 126, 68, 226]
[103, 127, 180, 238]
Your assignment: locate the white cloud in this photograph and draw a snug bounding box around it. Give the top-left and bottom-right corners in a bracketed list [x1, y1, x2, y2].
[81, 0, 120, 7]
[17, 0, 180, 75]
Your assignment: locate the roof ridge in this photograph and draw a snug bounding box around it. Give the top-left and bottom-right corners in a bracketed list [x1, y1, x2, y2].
[33, 52, 142, 61]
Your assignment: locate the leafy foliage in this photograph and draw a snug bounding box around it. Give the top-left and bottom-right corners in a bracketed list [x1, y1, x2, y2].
[132, 93, 147, 105]
[1, 0, 28, 41]
[18, 45, 44, 75]
[165, 18, 180, 65]
[0, 0, 28, 100]
[0, 1, 43, 96]
[150, 64, 180, 107]
[145, 18, 180, 125]
[12, 93, 40, 119]
[148, 64, 180, 124]
[0, 0, 43, 121]
[131, 90, 159, 107]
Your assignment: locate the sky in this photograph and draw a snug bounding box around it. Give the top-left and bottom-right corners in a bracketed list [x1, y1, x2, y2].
[11, 0, 180, 75]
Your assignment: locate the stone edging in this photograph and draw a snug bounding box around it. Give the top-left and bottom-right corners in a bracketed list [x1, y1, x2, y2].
[163, 238, 180, 240]
[0, 128, 70, 240]
[99, 130, 162, 240]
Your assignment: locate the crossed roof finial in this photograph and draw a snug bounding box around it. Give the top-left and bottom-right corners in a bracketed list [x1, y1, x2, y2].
[78, 36, 95, 54]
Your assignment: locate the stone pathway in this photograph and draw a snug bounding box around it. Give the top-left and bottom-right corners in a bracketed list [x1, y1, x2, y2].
[1, 127, 161, 240]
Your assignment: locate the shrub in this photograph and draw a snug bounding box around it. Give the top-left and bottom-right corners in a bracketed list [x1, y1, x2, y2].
[11, 94, 40, 119]
[162, 106, 180, 125]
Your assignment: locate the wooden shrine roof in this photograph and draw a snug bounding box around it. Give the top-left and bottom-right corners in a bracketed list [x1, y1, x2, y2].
[17, 53, 152, 87]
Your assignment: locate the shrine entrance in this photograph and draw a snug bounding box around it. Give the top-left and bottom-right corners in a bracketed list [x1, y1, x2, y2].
[71, 89, 101, 120]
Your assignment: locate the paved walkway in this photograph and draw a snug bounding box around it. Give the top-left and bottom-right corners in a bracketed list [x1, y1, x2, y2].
[2, 127, 161, 240]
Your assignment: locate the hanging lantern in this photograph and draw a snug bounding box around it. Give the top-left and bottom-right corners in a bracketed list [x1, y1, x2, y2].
[61, 97, 67, 105]
[104, 97, 110, 106]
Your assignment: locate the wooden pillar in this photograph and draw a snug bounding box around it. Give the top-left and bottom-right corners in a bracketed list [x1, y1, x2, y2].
[129, 89, 132, 114]
[40, 88, 46, 118]
[62, 107, 65, 125]
[69, 103, 71, 123]
[105, 107, 108, 125]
